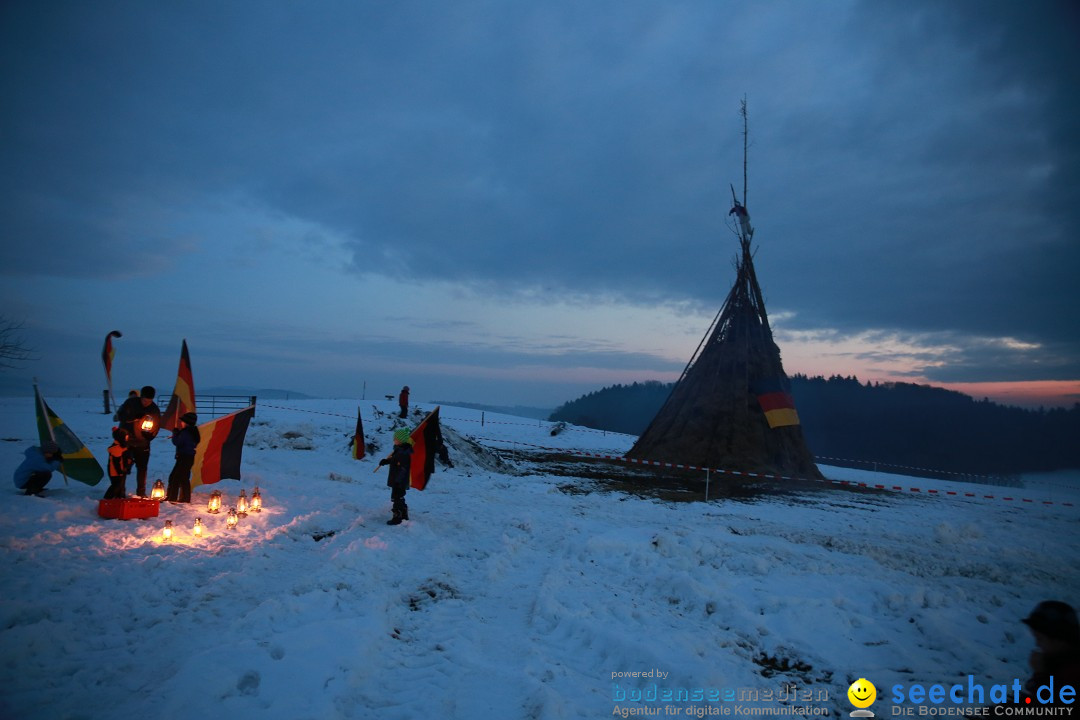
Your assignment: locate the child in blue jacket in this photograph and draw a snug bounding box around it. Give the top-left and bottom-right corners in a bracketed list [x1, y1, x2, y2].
[13, 442, 63, 496]
[166, 412, 200, 503]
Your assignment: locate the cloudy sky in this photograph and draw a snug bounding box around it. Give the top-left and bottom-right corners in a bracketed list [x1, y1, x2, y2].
[2, 0, 1078, 410]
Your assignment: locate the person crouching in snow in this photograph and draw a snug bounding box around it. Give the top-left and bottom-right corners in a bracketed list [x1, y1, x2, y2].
[166, 412, 200, 503]
[103, 427, 134, 499]
[13, 441, 63, 497]
[378, 427, 413, 525]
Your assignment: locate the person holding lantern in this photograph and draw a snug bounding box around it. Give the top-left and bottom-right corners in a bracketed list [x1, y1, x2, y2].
[166, 412, 200, 503]
[12, 441, 63, 497]
[103, 427, 134, 499]
[116, 385, 162, 498]
[377, 427, 413, 525]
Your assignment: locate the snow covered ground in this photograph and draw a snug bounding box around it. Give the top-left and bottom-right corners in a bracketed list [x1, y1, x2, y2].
[1, 397, 1077, 720]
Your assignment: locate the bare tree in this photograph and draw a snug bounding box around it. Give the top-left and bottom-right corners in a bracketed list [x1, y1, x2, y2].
[0, 316, 34, 370]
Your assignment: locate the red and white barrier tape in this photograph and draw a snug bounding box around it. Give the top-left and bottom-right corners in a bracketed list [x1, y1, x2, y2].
[258, 404, 1073, 508]
[475, 437, 1076, 508]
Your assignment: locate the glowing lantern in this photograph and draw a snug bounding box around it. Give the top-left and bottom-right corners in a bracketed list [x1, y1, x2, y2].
[250, 486, 262, 513]
[162, 519, 173, 542]
[226, 508, 238, 529]
[140, 416, 157, 434]
[236, 489, 249, 516]
[150, 479, 166, 501]
[207, 490, 222, 513]
[193, 517, 203, 538]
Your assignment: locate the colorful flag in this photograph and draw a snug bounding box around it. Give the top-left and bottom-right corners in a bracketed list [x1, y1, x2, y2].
[34, 385, 104, 485]
[408, 406, 441, 490]
[351, 407, 366, 460]
[754, 378, 800, 429]
[161, 339, 196, 432]
[101, 330, 122, 403]
[190, 406, 255, 489]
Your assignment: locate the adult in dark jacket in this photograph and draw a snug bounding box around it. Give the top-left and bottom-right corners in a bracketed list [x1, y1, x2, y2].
[116, 386, 162, 497]
[378, 427, 413, 525]
[13, 442, 63, 496]
[166, 412, 200, 503]
[1022, 600, 1080, 706]
[398, 386, 410, 418]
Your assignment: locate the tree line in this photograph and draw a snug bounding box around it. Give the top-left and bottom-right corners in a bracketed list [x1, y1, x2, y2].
[549, 375, 1080, 475]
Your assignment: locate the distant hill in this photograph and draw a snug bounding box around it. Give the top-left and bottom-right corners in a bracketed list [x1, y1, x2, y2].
[200, 387, 315, 400]
[431, 400, 554, 421]
[549, 375, 1080, 475]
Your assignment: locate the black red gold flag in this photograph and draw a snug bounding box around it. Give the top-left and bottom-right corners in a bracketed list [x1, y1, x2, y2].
[191, 406, 254, 488]
[351, 407, 365, 460]
[408, 406, 441, 490]
[101, 331, 122, 403]
[162, 339, 196, 432]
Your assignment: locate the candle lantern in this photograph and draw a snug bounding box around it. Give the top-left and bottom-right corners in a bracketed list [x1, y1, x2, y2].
[226, 508, 238, 529]
[250, 486, 262, 513]
[207, 490, 222, 513]
[162, 519, 173, 542]
[193, 517, 204, 538]
[150, 479, 166, 501]
[236, 489, 249, 516]
[140, 416, 156, 434]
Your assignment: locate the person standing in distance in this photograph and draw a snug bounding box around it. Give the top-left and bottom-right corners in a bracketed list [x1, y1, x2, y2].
[398, 385, 410, 418]
[116, 385, 162, 498]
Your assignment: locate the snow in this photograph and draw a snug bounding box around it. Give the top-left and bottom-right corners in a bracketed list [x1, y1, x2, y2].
[1, 397, 1077, 720]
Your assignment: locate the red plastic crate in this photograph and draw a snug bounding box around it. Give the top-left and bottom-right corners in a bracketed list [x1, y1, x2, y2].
[98, 498, 160, 520]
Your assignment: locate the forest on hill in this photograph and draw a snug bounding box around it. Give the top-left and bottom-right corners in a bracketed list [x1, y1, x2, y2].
[549, 375, 1080, 476]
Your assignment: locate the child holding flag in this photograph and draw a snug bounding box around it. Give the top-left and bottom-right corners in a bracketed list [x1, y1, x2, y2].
[378, 427, 413, 525]
[166, 412, 200, 503]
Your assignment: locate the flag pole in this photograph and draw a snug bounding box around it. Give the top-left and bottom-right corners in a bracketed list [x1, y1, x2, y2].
[33, 379, 69, 486]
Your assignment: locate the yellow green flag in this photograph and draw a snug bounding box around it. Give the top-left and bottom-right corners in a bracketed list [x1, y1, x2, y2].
[34, 385, 104, 485]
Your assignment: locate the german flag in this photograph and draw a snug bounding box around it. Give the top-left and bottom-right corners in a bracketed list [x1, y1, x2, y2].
[162, 339, 196, 432]
[351, 407, 366, 460]
[754, 378, 800, 429]
[34, 385, 104, 485]
[101, 330, 122, 401]
[408, 406, 441, 490]
[191, 406, 254, 488]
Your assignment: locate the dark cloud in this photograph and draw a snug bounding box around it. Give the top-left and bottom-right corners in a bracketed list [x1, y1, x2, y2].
[2, 0, 1076, 387]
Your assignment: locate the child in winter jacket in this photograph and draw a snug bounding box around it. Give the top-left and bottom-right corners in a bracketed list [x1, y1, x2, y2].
[13, 442, 63, 496]
[378, 427, 413, 525]
[103, 427, 135, 499]
[166, 412, 200, 503]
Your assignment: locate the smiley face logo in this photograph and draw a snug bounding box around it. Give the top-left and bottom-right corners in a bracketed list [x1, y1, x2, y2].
[848, 678, 877, 709]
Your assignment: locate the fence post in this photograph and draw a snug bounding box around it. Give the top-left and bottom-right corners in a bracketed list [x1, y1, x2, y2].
[481, 411, 485, 427]
[103, 389, 111, 414]
[705, 468, 710, 501]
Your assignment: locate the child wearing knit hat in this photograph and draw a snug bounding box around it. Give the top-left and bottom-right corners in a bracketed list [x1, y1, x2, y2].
[378, 427, 413, 525]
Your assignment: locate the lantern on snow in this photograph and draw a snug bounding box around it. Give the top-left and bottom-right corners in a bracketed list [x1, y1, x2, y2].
[207, 490, 222, 513]
[150, 479, 166, 501]
[226, 508, 238, 530]
[236, 489, 249, 516]
[162, 519, 173, 542]
[250, 486, 262, 513]
[193, 517, 204, 538]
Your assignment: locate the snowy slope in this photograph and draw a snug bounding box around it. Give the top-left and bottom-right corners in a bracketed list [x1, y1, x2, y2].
[0, 397, 1077, 720]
